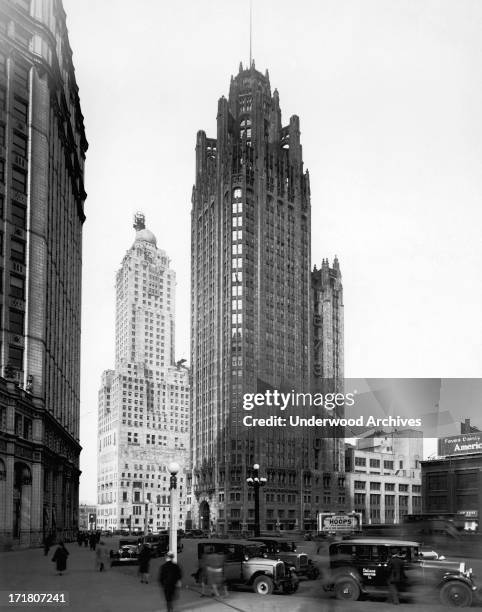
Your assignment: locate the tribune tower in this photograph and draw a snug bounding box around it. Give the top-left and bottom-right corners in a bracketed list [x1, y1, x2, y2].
[189, 62, 329, 532]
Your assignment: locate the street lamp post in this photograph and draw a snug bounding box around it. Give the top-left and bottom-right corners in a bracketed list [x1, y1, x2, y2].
[168, 461, 180, 561]
[246, 463, 267, 537]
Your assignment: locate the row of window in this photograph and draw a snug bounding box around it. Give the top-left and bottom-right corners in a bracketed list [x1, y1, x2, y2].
[354, 493, 419, 506]
[354, 456, 405, 469]
[354, 481, 417, 492]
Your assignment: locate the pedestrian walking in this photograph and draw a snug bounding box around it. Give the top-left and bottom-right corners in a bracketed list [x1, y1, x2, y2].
[158, 552, 182, 612]
[196, 553, 208, 597]
[51, 541, 69, 576]
[89, 532, 96, 551]
[387, 548, 407, 605]
[138, 543, 151, 583]
[43, 532, 54, 556]
[206, 551, 228, 597]
[95, 540, 109, 572]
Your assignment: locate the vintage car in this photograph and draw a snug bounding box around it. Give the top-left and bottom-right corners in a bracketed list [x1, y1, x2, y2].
[110, 538, 140, 565]
[248, 537, 319, 579]
[195, 539, 298, 595]
[325, 538, 478, 607]
[141, 532, 183, 557]
[184, 529, 206, 538]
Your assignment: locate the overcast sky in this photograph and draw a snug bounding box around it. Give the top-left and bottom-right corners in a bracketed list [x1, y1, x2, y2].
[61, 0, 482, 502]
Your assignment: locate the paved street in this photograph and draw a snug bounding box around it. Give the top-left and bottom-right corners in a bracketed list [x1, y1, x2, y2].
[0, 538, 481, 611]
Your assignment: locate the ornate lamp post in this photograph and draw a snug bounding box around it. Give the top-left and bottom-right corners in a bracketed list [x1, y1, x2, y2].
[168, 461, 180, 561]
[246, 463, 267, 537]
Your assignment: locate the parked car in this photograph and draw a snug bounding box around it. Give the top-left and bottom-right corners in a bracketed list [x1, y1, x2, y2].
[325, 538, 477, 607]
[141, 532, 183, 556]
[141, 533, 169, 557]
[195, 540, 298, 595]
[248, 537, 319, 580]
[184, 529, 206, 539]
[110, 538, 140, 566]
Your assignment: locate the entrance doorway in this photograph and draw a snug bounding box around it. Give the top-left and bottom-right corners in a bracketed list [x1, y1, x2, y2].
[199, 500, 210, 531]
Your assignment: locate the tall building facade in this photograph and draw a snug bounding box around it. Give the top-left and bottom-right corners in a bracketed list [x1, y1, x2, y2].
[97, 214, 189, 533]
[0, 0, 87, 547]
[190, 62, 343, 533]
[309, 258, 346, 525]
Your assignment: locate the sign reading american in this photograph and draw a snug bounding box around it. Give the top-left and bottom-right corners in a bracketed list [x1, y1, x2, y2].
[438, 433, 482, 457]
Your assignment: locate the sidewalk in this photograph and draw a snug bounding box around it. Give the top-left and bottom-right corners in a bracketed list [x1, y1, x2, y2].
[0, 545, 244, 612]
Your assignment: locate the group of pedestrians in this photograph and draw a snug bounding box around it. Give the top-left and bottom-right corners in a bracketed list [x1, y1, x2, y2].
[134, 544, 183, 612]
[42, 529, 189, 612]
[77, 530, 100, 550]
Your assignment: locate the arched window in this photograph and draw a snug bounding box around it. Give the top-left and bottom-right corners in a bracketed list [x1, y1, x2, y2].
[240, 118, 251, 142]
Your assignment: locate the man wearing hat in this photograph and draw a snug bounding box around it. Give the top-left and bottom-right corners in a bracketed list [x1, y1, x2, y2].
[159, 552, 182, 612]
[387, 548, 407, 605]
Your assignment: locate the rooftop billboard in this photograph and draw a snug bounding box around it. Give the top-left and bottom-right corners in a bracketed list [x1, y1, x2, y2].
[438, 433, 482, 457]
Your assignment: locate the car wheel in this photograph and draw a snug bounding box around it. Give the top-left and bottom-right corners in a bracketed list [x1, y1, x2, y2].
[253, 575, 274, 595]
[334, 577, 361, 601]
[440, 582, 473, 608]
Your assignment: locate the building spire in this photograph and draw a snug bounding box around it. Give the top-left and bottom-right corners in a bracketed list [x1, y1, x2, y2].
[249, 0, 252, 68]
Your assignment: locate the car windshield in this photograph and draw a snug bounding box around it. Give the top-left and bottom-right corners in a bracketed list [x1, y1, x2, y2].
[277, 542, 296, 552]
[244, 544, 266, 558]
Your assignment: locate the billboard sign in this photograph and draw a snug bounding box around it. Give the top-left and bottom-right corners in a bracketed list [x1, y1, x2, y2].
[318, 512, 362, 532]
[438, 433, 482, 457]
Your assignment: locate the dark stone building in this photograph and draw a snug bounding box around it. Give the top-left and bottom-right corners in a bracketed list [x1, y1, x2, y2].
[189, 61, 343, 533]
[0, 0, 87, 548]
[310, 258, 346, 522]
[421, 421, 482, 531]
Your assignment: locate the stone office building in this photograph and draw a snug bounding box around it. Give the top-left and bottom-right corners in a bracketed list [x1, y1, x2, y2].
[345, 429, 423, 525]
[188, 61, 344, 533]
[97, 215, 189, 533]
[0, 0, 87, 548]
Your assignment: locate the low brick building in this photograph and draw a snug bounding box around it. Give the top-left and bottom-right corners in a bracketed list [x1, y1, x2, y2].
[421, 421, 482, 531]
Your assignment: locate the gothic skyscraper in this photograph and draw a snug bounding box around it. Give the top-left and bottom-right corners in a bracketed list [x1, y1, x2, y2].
[190, 62, 327, 532]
